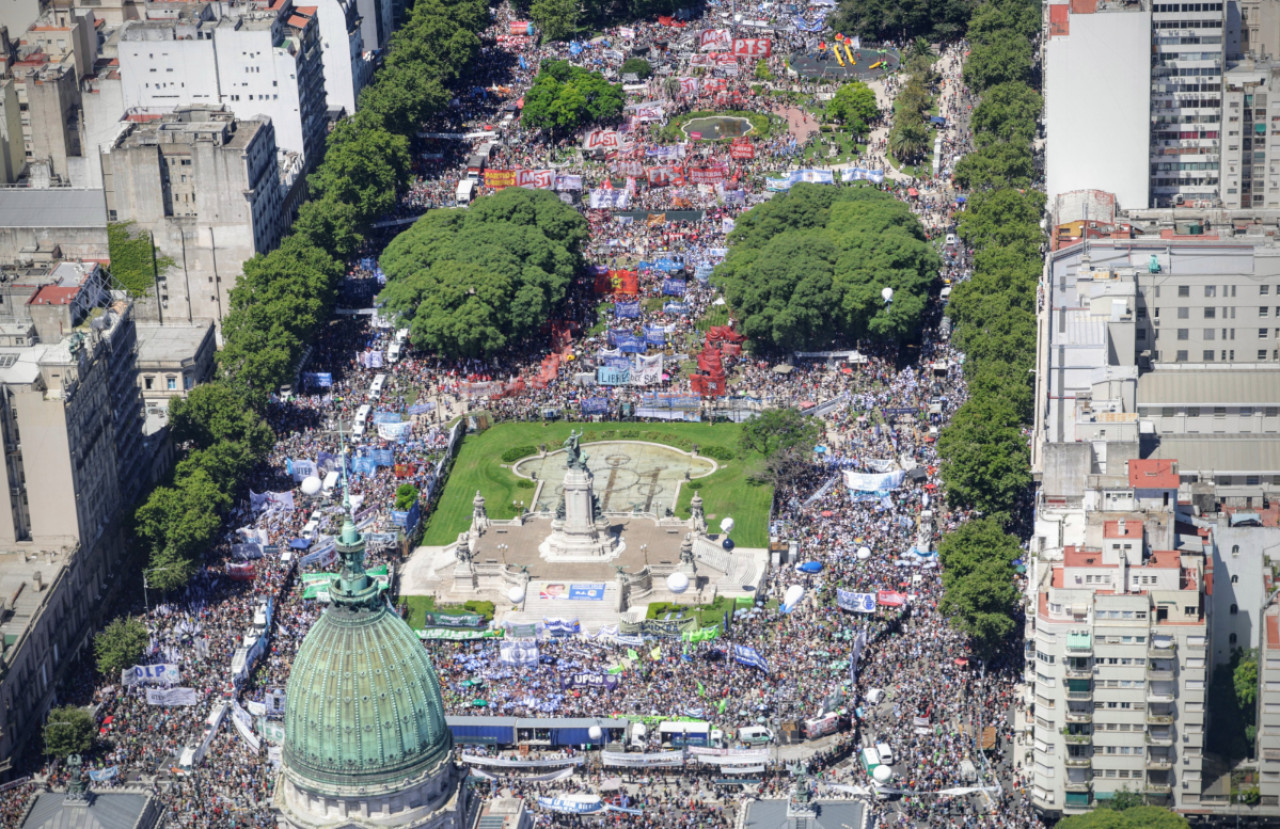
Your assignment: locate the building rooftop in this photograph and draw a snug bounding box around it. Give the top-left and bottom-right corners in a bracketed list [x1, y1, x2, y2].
[18, 789, 159, 829]
[742, 799, 866, 829]
[1128, 459, 1179, 490]
[0, 190, 107, 229]
[134, 320, 212, 367]
[1104, 519, 1142, 539]
[1137, 369, 1280, 407]
[1147, 437, 1280, 475]
[0, 549, 75, 670]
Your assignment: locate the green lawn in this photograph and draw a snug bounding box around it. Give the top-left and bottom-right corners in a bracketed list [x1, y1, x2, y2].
[420, 421, 773, 548]
[401, 595, 495, 628]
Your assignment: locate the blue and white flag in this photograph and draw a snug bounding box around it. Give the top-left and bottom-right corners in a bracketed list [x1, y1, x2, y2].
[837, 589, 877, 614]
[500, 639, 539, 666]
[732, 644, 770, 673]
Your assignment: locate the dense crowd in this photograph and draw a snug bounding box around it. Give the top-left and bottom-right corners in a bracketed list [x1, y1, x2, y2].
[0, 2, 1045, 828]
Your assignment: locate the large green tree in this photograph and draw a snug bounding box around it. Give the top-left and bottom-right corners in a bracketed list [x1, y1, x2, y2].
[829, 0, 976, 42]
[308, 121, 410, 225]
[94, 616, 149, 677]
[521, 60, 624, 136]
[953, 142, 1035, 191]
[938, 516, 1022, 589]
[379, 188, 587, 358]
[716, 185, 939, 351]
[530, 0, 581, 41]
[935, 395, 1031, 521]
[170, 383, 274, 455]
[970, 82, 1042, 147]
[826, 81, 880, 135]
[938, 558, 1019, 656]
[740, 407, 823, 458]
[43, 706, 95, 758]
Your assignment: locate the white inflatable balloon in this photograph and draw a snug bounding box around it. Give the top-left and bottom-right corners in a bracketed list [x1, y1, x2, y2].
[667, 572, 690, 594]
[857, 546, 872, 560]
[588, 725, 603, 742]
[881, 286, 894, 304]
[720, 517, 736, 535]
[782, 584, 805, 611]
[300, 475, 322, 496]
[507, 586, 526, 604]
[873, 764, 894, 783]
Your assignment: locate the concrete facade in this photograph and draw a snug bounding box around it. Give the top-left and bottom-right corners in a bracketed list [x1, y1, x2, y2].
[313, 0, 372, 116]
[1045, 2, 1152, 211]
[1221, 60, 1280, 209]
[102, 106, 289, 322]
[118, 0, 329, 166]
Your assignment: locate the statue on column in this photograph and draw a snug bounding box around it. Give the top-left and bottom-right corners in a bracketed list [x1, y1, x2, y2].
[472, 490, 489, 531]
[563, 429, 587, 470]
[689, 491, 707, 534]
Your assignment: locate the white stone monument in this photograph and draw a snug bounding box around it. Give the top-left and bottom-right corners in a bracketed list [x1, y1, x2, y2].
[539, 430, 623, 561]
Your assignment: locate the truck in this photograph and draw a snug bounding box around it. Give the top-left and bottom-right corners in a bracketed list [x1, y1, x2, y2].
[456, 178, 475, 206]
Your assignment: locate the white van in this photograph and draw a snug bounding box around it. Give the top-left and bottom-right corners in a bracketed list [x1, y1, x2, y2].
[369, 373, 386, 400]
[865, 688, 884, 705]
[387, 342, 402, 363]
[875, 742, 894, 765]
[353, 404, 371, 437]
[301, 519, 319, 540]
[738, 726, 774, 745]
[859, 747, 881, 773]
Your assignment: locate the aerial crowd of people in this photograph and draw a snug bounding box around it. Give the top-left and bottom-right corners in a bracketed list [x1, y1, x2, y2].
[0, 2, 1049, 828]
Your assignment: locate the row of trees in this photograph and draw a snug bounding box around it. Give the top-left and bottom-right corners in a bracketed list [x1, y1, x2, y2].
[125, 0, 490, 606]
[829, 0, 976, 43]
[714, 184, 941, 352]
[379, 187, 588, 358]
[932, 0, 1041, 655]
[887, 42, 937, 166]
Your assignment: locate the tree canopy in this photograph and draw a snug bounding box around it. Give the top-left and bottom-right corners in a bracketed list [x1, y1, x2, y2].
[95, 616, 149, 677]
[521, 60, 624, 135]
[379, 188, 588, 358]
[531, 0, 582, 41]
[715, 184, 939, 352]
[829, 0, 976, 42]
[1058, 807, 1188, 829]
[43, 706, 95, 758]
[825, 81, 880, 136]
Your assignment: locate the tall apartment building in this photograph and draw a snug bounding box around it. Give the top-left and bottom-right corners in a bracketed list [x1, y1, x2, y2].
[1030, 481, 1209, 815]
[1150, 1, 1226, 207]
[0, 261, 148, 772]
[313, 0, 373, 116]
[118, 0, 328, 166]
[102, 106, 290, 322]
[1220, 60, 1280, 209]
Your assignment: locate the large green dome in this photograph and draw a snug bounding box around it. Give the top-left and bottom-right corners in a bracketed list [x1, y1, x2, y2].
[283, 519, 452, 795]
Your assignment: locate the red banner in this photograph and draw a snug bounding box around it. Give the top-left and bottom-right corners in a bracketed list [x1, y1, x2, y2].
[510, 20, 534, 34]
[610, 270, 639, 296]
[484, 169, 517, 189]
[516, 169, 554, 189]
[585, 129, 621, 150]
[732, 37, 772, 58]
[689, 165, 728, 184]
[700, 29, 730, 50]
[730, 141, 755, 160]
[877, 590, 908, 607]
[647, 167, 672, 187]
[227, 562, 256, 582]
[702, 78, 727, 93]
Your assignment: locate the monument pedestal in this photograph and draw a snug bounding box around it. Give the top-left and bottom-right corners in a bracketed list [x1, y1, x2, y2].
[539, 465, 622, 561]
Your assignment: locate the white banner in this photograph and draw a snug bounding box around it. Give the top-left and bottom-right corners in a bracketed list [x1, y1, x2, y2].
[121, 663, 180, 687]
[145, 686, 199, 706]
[461, 754, 584, 768]
[688, 748, 770, 764]
[843, 469, 906, 492]
[632, 353, 663, 386]
[230, 701, 260, 752]
[601, 751, 685, 768]
[500, 639, 539, 666]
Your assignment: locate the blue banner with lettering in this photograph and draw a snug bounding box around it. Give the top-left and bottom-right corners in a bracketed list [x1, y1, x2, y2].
[581, 397, 610, 415]
[661, 278, 686, 296]
[615, 301, 642, 319]
[663, 302, 690, 315]
[644, 326, 667, 346]
[303, 372, 333, 388]
[597, 366, 631, 385]
[372, 411, 402, 424]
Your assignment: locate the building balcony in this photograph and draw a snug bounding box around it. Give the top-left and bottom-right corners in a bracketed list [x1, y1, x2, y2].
[1146, 713, 1175, 726]
[1146, 731, 1175, 746]
[1065, 710, 1093, 724]
[1065, 666, 1093, 680]
[1146, 688, 1175, 703]
[1063, 778, 1093, 793]
[1064, 733, 1093, 745]
[1146, 668, 1175, 681]
[1066, 690, 1093, 701]
[1146, 756, 1174, 770]
[1065, 756, 1093, 768]
[1148, 642, 1176, 659]
[1145, 784, 1173, 796]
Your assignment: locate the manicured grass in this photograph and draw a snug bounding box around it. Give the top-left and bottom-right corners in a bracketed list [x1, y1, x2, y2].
[401, 595, 495, 628]
[420, 422, 773, 548]
[659, 110, 783, 143]
[646, 595, 736, 627]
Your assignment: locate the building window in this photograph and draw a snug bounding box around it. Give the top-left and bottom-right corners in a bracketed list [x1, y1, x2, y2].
[1205, 307, 1217, 319]
[1205, 285, 1217, 297]
[1178, 329, 1190, 340]
[1232, 604, 1239, 614]
[1179, 307, 1190, 319]
[1177, 350, 1189, 362]
[1233, 575, 1239, 583]
[166, 377, 177, 390]
[1264, 307, 1271, 317]
[1204, 351, 1216, 361]
[144, 377, 153, 390]
[1262, 285, 1271, 295]
[1231, 633, 1239, 644]
[1179, 286, 1191, 297]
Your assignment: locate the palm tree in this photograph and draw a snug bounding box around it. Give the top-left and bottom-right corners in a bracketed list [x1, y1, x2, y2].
[889, 118, 930, 164]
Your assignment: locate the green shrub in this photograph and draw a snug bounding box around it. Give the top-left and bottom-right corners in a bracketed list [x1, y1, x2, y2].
[686, 481, 704, 490]
[516, 479, 536, 490]
[501, 446, 538, 463]
[700, 445, 735, 461]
